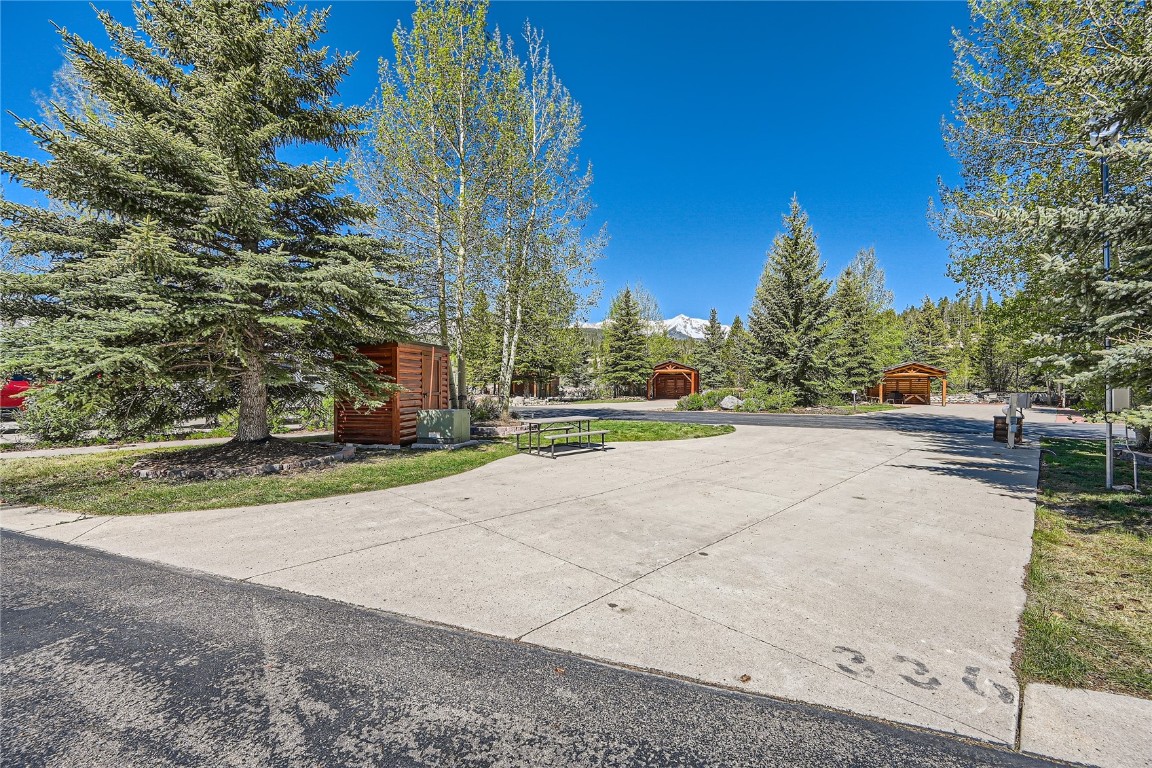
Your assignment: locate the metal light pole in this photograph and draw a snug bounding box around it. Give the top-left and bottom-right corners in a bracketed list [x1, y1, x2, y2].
[1090, 120, 1121, 489]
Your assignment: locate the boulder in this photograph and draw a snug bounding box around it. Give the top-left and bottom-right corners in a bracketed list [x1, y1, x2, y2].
[719, 395, 742, 411]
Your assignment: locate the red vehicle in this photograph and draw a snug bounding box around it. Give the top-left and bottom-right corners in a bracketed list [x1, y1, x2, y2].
[1, 375, 32, 412]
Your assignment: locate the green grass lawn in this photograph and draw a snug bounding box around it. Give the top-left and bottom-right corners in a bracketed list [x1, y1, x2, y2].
[1017, 439, 1152, 698]
[0, 420, 731, 516]
[588, 419, 733, 441]
[829, 404, 898, 414]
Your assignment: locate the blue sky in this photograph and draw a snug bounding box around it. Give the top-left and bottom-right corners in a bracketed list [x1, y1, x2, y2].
[1, 0, 970, 321]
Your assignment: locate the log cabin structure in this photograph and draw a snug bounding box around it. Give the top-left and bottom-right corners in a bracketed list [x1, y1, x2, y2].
[334, 341, 451, 445]
[865, 362, 949, 406]
[647, 360, 700, 400]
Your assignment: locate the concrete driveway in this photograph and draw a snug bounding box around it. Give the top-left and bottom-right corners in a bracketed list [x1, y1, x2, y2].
[2, 421, 1039, 746]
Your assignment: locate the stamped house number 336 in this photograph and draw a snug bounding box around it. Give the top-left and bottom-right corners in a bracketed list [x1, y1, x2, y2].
[832, 646, 1016, 704]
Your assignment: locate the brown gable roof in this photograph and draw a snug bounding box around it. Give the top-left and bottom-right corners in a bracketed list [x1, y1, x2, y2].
[881, 361, 949, 377]
[652, 360, 698, 373]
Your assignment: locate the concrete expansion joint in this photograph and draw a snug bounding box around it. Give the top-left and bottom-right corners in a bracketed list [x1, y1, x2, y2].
[474, 520, 626, 587]
[518, 447, 917, 659]
[68, 517, 111, 543]
[238, 518, 477, 582]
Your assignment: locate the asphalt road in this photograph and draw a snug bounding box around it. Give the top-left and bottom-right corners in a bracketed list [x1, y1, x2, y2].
[1, 533, 1065, 768]
[514, 405, 1107, 440]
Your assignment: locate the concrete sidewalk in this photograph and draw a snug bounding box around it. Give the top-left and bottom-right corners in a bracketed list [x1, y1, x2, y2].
[2, 421, 1040, 746]
[1021, 684, 1152, 768]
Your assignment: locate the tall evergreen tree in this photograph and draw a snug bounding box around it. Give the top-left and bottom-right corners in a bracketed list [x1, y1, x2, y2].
[748, 199, 834, 404]
[722, 315, 755, 388]
[696, 308, 727, 389]
[0, 0, 411, 442]
[906, 297, 951, 367]
[832, 266, 878, 391]
[602, 287, 649, 396]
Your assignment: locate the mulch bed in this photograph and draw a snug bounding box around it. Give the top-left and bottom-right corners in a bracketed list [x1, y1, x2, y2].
[131, 438, 355, 480]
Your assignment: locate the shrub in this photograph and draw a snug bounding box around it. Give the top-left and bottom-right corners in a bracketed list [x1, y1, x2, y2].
[676, 393, 705, 411]
[701, 388, 743, 409]
[737, 383, 797, 412]
[468, 395, 502, 422]
[16, 393, 96, 443]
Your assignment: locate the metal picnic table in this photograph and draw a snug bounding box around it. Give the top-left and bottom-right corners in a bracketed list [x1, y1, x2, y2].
[516, 415, 608, 458]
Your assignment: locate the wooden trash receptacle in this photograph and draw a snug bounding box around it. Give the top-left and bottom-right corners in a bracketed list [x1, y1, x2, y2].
[993, 415, 1024, 444]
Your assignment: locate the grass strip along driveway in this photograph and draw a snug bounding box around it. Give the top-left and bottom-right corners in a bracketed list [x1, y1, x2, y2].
[0, 420, 732, 516]
[1017, 439, 1152, 698]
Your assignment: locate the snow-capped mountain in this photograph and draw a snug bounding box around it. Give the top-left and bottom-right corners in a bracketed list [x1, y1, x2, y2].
[580, 314, 730, 341]
[661, 314, 730, 340]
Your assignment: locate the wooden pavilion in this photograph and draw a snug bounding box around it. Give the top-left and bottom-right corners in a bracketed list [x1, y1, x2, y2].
[647, 360, 700, 400]
[866, 362, 949, 406]
[334, 341, 451, 445]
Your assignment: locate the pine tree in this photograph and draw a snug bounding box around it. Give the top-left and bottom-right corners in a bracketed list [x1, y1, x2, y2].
[602, 287, 649, 396]
[748, 199, 834, 404]
[696, 308, 727, 389]
[0, 1, 411, 442]
[722, 315, 755, 388]
[907, 297, 951, 367]
[832, 266, 878, 391]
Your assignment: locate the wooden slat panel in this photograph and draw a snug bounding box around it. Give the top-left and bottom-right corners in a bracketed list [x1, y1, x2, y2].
[335, 340, 452, 445]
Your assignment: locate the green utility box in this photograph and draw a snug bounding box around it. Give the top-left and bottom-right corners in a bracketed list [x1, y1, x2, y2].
[417, 409, 471, 444]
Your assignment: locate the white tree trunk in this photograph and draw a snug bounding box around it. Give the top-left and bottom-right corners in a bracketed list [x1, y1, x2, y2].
[498, 297, 523, 417]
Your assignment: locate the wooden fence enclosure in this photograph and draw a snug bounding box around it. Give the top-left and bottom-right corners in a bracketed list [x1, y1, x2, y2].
[334, 342, 451, 445]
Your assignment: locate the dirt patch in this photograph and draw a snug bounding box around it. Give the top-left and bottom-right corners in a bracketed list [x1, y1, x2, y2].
[131, 438, 354, 480]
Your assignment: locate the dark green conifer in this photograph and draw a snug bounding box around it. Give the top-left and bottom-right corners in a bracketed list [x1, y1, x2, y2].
[602, 287, 649, 395]
[696, 308, 727, 389]
[832, 266, 878, 391]
[722, 315, 756, 388]
[748, 199, 835, 404]
[0, 0, 411, 441]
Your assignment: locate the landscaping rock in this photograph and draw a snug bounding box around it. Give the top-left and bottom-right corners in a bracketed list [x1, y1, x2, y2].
[719, 395, 743, 411]
[471, 424, 528, 438]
